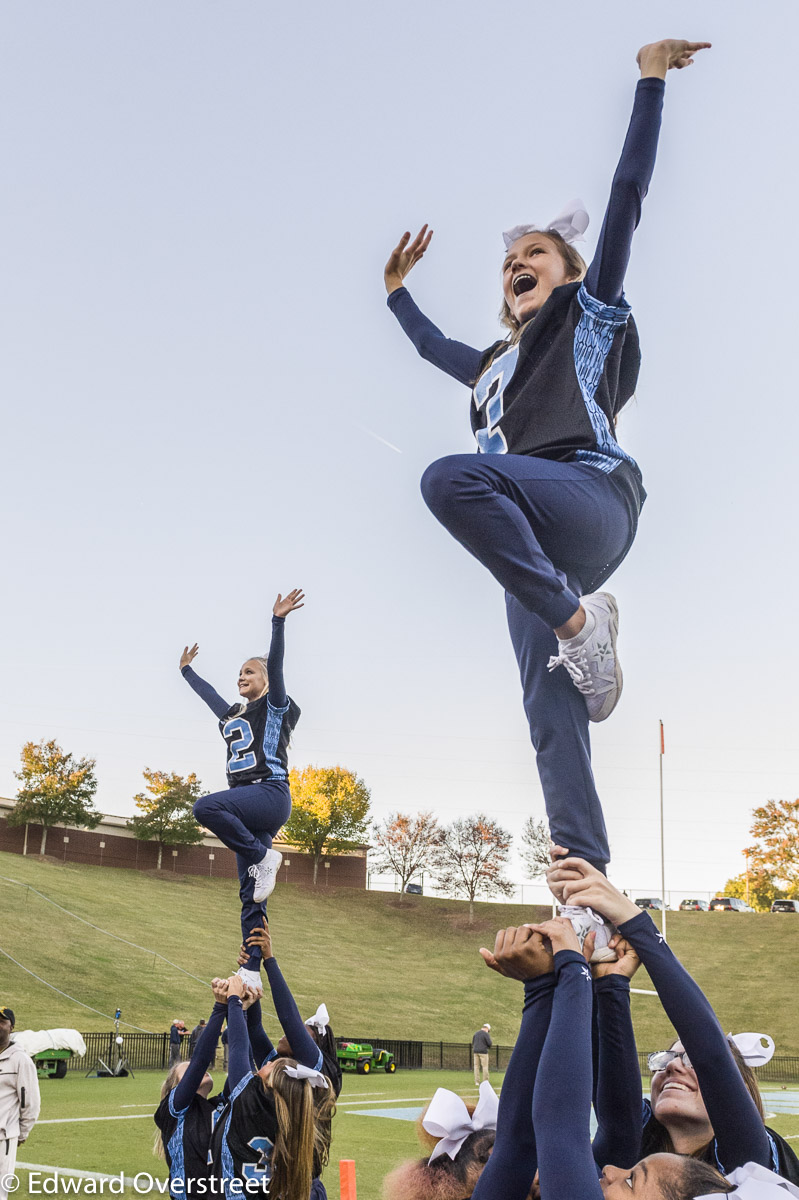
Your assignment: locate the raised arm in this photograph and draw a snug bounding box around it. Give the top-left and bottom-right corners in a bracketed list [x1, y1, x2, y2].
[584, 40, 710, 307]
[471, 927, 557, 1200]
[246, 919, 323, 1071]
[224, 978, 254, 1092]
[180, 645, 231, 720]
[591, 948, 644, 1170]
[172, 995, 228, 1111]
[267, 589, 304, 711]
[384, 226, 484, 386]
[549, 859, 772, 1173]
[530, 920, 605, 1200]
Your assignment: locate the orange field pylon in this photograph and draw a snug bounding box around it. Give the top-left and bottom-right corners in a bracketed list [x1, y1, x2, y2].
[340, 1158, 357, 1199]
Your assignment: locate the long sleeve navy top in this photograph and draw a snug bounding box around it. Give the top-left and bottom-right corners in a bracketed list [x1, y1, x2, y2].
[182, 617, 300, 784]
[245, 959, 323, 1074]
[619, 911, 774, 1174]
[387, 77, 663, 383]
[592, 975, 644, 1170]
[387, 77, 666, 493]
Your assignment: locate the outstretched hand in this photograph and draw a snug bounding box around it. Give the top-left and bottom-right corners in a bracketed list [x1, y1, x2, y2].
[637, 40, 711, 78]
[527, 916, 583, 957]
[592, 935, 641, 980]
[211, 977, 229, 1004]
[246, 916, 274, 960]
[180, 643, 199, 670]
[384, 225, 433, 295]
[479, 925, 554, 981]
[273, 589, 304, 619]
[546, 857, 640, 926]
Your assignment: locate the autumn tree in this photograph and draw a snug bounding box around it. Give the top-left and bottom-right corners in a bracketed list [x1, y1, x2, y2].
[127, 769, 205, 870]
[433, 813, 515, 923]
[722, 869, 784, 913]
[520, 816, 552, 880]
[745, 799, 799, 890]
[283, 766, 371, 884]
[371, 811, 442, 902]
[8, 739, 100, 856]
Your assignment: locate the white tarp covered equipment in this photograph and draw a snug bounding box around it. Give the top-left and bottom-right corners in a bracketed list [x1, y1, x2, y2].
[12, 1029, 87, 1057]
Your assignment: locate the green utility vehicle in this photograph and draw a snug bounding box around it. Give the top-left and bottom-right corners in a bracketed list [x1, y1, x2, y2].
[33, 1048, 73, 1079]
[336, 1041, 396, 1074]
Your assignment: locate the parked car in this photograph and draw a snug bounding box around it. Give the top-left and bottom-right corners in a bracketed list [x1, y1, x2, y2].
[709, 896, 753, 911]
[635, 898, 670, 911]
[771, 899, 799, 913]
[679, 899, 709, 911]
[405, 883, 423, 895]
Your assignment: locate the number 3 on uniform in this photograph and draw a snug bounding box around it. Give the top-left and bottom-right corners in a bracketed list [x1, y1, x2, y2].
[224, 717, 257, 772]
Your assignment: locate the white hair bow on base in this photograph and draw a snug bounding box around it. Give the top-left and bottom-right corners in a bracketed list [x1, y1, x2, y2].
[304, 1003, 329, 1035]
[284, 1063, 329, 1089]
[698, 1162, 799, 1200]
[728, 1033, 776, 1068]
[503, 198, 590, 251]
[424, 1081, 499, 1163]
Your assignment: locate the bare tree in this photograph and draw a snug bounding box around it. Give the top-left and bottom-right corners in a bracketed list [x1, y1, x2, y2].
[433, 814, 515, 923]
[520, 816, 552, 881]
[371, 811, 442, 902]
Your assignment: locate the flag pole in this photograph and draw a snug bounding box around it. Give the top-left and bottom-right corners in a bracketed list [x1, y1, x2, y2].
[659, 719, 667, 940]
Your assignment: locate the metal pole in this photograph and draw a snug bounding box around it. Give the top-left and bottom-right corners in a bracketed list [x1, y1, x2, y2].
[659, 720, 667, 941]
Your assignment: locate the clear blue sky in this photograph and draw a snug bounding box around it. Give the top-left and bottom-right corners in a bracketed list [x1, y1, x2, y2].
[2, 0, 796, 897]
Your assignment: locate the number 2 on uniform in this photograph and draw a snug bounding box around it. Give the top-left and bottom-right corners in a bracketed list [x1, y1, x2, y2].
[224, 717, 256, 772]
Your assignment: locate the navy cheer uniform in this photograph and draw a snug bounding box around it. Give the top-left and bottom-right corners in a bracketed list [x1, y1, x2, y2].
[184, 615, 300, 968]
[211, 994, 329, 1200]
[154, 1003, 227, 1198]
[388, 78, 666, 870]
[620, 911, 788, 1176]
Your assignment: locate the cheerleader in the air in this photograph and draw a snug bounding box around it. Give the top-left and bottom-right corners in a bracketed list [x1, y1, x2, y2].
[384, 40, 709, 892]
[180, 589, 303, 993]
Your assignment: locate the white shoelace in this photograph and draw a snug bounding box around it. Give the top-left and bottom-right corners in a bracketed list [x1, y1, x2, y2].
[547, 648, 595, 695]
[247, 863, 264, 880]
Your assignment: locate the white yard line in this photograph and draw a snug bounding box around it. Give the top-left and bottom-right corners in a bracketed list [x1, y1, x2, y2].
[18, 1162, 138, 1187]
[37, 1115, 154, 1125]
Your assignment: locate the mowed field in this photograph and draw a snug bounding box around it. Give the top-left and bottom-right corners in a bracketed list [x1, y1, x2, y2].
[13, 1071, 799, 1200]
[2, 851, 799, 1052]
[4, 852, 799, 1198]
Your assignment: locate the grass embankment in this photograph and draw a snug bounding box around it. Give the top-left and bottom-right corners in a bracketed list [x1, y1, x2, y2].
[2, 850, 798, 1054]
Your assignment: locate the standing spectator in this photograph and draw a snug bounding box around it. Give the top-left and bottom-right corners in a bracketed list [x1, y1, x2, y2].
[220, 1026, 228, 1070]
[188, 1020, 206, 1058]
[0, 1005, 41, 1200]
[168, 1020, 187, 1069]
[472, 1023, 492, 1086]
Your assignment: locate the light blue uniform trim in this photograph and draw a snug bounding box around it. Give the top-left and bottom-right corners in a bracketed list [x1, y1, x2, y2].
[263, 698, 290, 779]
[220, 1073, 255, 1200]
[572, 283, 640, 477]
[166, 1089, 188, 1199]
[472, 343, 519, 454]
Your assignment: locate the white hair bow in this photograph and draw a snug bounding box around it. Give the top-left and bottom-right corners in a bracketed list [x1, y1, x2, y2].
[503, 198, 590, 250]
[424, 1081, 499, 1163]
[698, 1162, 799, 1200]
[284, 1063, 329, 1089]
[304, 1003, 329, 1035]
[728, 1032, 776, 1068]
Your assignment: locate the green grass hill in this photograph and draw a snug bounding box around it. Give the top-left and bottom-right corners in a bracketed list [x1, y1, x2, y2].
[2, 851, 797, 1055]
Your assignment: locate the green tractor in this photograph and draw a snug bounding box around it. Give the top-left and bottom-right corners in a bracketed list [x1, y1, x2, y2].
[33, 1049, 73, 1079]
[336, 1041, 396, 1075]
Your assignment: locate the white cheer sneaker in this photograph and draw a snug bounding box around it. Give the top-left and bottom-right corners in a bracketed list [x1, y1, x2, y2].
[547, 592, 622, 722]
[559, 904, 618, 964]
[236, 966, 264, 997]
[248, 848, 283, 904]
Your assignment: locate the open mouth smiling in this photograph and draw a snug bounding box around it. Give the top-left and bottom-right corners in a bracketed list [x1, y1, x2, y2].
[512, 273, 537, 296]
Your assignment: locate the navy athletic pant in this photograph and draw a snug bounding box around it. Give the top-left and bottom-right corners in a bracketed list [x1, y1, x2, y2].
[421, 453, 636, 870]
[193, 780, 292, 970]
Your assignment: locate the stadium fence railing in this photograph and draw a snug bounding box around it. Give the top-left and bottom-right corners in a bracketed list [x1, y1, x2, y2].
[67, 1033, 799, 1083]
